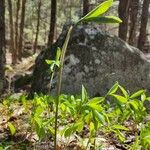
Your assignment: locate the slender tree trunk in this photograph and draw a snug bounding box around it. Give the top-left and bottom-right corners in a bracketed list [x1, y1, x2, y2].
[83, 0, 89, 16]
[18, 0, 26, 60]
[33, 0, 42, 54]
[47, 0, 57, 46]
[138, 0, 150, 51]
[8, 0, 17, 64]
[0, 0, 6, 93]
[128, 0, 140, 46]
[118, 0, 131, 41]
[15, 0, 20, 58]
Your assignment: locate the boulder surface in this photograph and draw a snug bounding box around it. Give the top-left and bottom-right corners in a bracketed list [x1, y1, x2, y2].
[30, 25, 150, 97]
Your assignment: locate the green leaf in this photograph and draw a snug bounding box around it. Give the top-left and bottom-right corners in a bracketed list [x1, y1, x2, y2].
[88, 97, 104, 105]
[64, 125, 75, 137]
[8, 122, 16, 136]
[34, 116, 42, 128]
[93, 110, 105, 124]
[90, 122, 95, 135]
[88, 103, 103, 112]
[119, 85, 128, 98]
[45, 60, 55, 65]
[110, 94, 127, 103]
[146, 97, 150, 101]
[81, 16, 122, 23]
[81, 85, 88, 102]
[56, 47, 61, 61]
[141, 93, 146, 102]
[107, 82, 119, 95]
[49, 126, 55, 135]
[128, 100, 139, 110]
[130, 90, 145, 99]
[78, 0, 113, 23]
[111, 125, 129, 131]
[115, 130, 126, 142]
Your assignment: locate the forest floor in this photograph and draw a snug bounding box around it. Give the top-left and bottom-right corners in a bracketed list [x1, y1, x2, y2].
[0, 51, 150, 150]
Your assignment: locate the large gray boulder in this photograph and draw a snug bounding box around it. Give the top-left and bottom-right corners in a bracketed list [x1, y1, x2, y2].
[30, 25, 150, 97]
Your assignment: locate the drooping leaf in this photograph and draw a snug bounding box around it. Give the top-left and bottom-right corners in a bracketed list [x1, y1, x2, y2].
[128, 100, 139, 110]
[81, 16, 122, 23]
[110, 94, 127, 103]
[130, 90, 146, 99]
[78, 0, 113, 23]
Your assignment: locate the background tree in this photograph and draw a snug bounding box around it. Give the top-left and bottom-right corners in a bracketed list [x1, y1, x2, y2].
[0, 0, 6, 93]
[138, 0, 150, 51]
[47, 0, 57, 45]
[33, 0, 42, 54]
[83, 0, 90, 16]
[8, 0, 17, 64]
[128, 0, 140, 46]
[18, 0, 27, 60]
[15, 0, 21, 59]
[118, 0, 131, 41]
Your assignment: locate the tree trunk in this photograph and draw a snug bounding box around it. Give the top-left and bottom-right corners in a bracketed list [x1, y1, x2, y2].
[47, 0, 57, 46]
[138, 0, 150, 51]
[8, 0, 17, 64]
[18, 0, 26, 61]
[0, 0, 6, 94]
[128, 0, 140, 46]
[33, 0, 42, 54]
[15, 0, 20, 58]
[83, 0, 89, 16]
[118, 0, 131, 41]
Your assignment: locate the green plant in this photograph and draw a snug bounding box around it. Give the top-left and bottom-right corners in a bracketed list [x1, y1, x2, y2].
[45, 0, 122, 149]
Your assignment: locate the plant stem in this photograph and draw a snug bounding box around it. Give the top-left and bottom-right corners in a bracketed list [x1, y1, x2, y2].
[54, 25, 73, 150]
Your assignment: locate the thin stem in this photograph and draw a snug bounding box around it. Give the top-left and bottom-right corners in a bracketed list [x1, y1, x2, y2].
[54, 25, 73, 150]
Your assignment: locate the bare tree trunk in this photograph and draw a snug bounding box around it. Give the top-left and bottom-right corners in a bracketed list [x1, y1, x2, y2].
[0, 0, 6, 93]
[8, 0, 17, 64]
[118, 0, 131, 41]
[18, 0, 26, 60]
[33, 0, 42, 54]
[138, 0, 150, 51]
[47, 0, 57, 46]
[128, 0, 140, 46]
[83, 0, 89, 16]
[15, 0, 20, 58]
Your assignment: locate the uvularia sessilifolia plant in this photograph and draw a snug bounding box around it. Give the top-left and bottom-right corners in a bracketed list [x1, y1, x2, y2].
[45, 0, 122, 149]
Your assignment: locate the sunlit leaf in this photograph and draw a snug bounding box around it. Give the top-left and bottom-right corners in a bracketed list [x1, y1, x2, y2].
[107, 82, 119, 95]
[130, 90, 145, 99]
[88, 97, 104, 105]
[78, 0, 113, 23]
[81, 16, 122, 23]
[93, 110, 105, 124]
[45, 60, 55, 65]
[128, 100, 139, 110]
[110, 94, 127, 103]
[119, 85, 128, 98]
[111, 124, 129, 131]
[8, 122, 16, 136]
[56, 47, 61, 61]
[81, 85, 88, 102]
